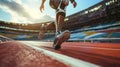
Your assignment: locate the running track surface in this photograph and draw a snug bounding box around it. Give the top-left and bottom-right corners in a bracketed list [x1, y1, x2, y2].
[0, 41, 120, 67]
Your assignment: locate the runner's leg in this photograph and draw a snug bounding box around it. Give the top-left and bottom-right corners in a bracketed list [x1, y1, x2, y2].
[56, 12, 65, 34]
[49, 0, 60, 9]
[56, 0, 69, 34]
[51, 0, 70, 50]
[50, 0, 69, 34]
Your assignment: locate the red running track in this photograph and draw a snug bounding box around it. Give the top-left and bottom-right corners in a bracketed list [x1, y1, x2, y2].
[0, 41, 69, 67]
[0, 41, 120, 67]
[41, 42, 120, 67]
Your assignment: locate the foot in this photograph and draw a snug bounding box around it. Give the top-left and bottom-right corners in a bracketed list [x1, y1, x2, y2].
[38, 31, 45, 39]
[53, 30, 70, 50]
[53, 31, 62, 50]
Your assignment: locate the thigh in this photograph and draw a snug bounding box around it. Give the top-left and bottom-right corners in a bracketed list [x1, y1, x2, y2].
[49, 0, 61, 9]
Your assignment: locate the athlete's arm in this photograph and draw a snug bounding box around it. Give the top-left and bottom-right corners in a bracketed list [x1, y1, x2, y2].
[70, 0, 77, 8]
[40, 0, 46, 12]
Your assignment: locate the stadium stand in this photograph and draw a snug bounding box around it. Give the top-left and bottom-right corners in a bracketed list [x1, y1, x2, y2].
[63, 0, 119, 30]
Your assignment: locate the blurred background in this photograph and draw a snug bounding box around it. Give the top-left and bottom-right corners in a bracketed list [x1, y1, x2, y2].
[0, 0, 120, 43]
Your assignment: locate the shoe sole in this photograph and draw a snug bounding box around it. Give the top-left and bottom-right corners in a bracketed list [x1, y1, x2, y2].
[53, 31, 70, 50]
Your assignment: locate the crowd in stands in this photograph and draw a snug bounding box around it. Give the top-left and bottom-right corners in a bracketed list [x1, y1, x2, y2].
[69, 21, 120, 43]
[63, 0, 119, 30]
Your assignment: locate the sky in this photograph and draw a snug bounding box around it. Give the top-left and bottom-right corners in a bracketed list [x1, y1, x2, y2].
[0, 0, 102, 24]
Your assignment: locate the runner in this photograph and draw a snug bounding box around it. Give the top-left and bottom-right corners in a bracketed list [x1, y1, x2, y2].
[39, 0, 77, 50]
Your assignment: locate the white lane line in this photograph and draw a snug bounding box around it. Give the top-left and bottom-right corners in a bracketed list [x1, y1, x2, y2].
[21, 41, 100, 67]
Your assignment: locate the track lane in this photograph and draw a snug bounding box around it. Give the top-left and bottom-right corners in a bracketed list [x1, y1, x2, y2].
[21, 41, 99, 67]
[1, 41, 119, 67]
[22, 41, 120, 67]
[0, 41, 69, 67]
